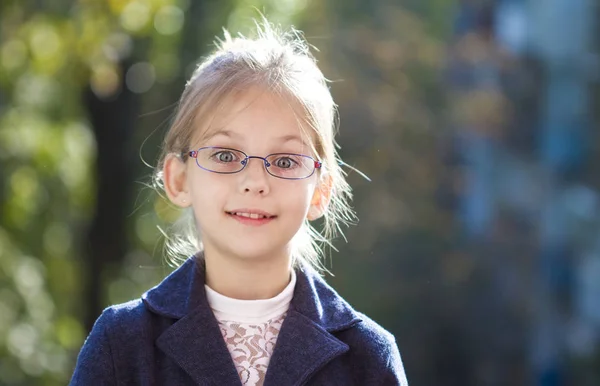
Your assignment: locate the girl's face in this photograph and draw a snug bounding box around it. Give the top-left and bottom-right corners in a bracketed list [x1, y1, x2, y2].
[175, 88, 323, 262]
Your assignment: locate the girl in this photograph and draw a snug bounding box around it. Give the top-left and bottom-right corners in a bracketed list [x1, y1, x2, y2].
[70, 20, 408, 386]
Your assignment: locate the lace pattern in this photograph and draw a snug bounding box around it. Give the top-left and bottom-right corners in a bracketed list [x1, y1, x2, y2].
[218, 313, 286, 386]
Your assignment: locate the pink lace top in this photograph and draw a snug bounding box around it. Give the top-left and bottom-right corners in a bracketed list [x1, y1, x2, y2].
[205, 272, 296, 386]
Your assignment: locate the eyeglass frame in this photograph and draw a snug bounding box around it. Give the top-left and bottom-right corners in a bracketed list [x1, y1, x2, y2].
[186, 146, 323, 180]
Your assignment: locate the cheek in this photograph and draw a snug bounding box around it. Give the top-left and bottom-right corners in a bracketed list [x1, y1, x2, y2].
[286, 182, 317, 212]
[188, 173, 229, 206]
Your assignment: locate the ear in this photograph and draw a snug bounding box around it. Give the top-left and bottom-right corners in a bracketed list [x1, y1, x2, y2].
[307, 175, 333, 221]
[163, 153, 192, 208]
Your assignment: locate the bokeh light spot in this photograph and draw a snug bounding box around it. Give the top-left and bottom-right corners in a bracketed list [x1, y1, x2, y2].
[43, 223, 72, 258]
[120, 1, 151, 32]
[1, 40, 27, 71]
[126, 62, 156, 93]
[29, 24, 60, 60]
[154, 5, 184, 35]
[55, 316, 84, 349]
[90, 64, 121, 98]
[7, 323, 38, 359]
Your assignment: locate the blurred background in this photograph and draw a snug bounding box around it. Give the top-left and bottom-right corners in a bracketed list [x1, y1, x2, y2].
[0, 0, 599, 385]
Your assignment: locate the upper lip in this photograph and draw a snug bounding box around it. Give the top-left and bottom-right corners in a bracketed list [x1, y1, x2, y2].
[226, 209, 276, 217]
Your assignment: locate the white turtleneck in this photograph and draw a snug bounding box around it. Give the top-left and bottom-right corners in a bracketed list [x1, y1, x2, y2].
[205, 270, 296, 386]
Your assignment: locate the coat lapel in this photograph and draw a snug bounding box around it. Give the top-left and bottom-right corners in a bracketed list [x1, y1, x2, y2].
[156, 303, 241, 386]
[144, 257, 241, 386]
[264, 265, 362, 385]
[263, 310, 349, 386]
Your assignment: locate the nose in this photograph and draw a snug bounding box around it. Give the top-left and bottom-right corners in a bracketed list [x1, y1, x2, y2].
[239, 157, 270, 195]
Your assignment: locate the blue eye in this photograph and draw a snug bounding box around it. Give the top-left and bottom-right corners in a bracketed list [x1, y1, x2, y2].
[213, 151, 236, 163]
[274, 156, 298, 169]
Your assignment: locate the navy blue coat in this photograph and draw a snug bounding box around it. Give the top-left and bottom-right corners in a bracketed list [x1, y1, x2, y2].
[70, 257, 409, 385]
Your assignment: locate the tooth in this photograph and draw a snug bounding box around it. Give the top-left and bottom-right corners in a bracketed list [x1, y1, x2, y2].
[231, 212, 272, 219]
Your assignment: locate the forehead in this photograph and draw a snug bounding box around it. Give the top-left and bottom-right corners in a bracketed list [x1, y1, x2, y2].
[193, 86, 316, 146]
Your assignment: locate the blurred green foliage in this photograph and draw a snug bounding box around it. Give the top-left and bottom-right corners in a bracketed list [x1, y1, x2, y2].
[0, 0, 320, 384]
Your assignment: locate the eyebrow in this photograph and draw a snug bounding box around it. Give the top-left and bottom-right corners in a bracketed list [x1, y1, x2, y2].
[276, 134, 308, 145]
[202, 129, 239, 141]
[204, 129, 308, 146]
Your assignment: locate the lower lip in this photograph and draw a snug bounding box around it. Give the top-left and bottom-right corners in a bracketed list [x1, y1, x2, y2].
[227, 213, 276, 226]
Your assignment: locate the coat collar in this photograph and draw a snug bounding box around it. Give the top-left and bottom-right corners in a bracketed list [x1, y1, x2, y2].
[141, 256, 362, 385]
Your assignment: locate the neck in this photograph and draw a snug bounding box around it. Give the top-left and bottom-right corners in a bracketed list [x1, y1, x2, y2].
[203, 247, 293, 300]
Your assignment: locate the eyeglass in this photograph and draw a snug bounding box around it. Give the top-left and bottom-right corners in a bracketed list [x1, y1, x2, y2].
[188, 146, 322, 180]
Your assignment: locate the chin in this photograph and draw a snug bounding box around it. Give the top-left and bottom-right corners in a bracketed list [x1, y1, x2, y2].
[225, 241, 290, 263]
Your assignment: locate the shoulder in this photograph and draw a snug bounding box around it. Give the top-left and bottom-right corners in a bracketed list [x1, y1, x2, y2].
[340, 311, 397, 357]
[94, 298, 164, 345]
[70, 300, 141, 384]
[92, 299, 149, 334]
[335, 312, 409, 385]
[70, 299, 160, 385]
[80, 298, 160, 361]
[83, 300, 150, 354]
[102, 299, 148, 323]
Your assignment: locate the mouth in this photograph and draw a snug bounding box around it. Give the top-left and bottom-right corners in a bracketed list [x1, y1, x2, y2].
[225, 209, 277, 225]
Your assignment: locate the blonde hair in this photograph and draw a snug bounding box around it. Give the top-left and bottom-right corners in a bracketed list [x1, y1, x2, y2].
[154, 19, 356, 272]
